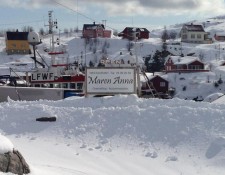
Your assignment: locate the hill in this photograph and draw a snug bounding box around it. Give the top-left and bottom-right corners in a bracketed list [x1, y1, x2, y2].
[1, 15, 225, 100]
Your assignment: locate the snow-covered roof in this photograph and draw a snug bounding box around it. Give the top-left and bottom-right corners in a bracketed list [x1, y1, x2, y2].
[168, 56, 202, 65]
[215, 32, 225, 36]
[183, 24, 205, 32]
[110, 51, 144, 65]
[124, 27, 149, 33]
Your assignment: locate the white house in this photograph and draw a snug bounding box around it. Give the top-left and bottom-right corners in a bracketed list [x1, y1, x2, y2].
[180, 24, 212, 44]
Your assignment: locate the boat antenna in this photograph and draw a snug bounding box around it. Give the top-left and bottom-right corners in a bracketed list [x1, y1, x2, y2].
[45, 11, 58, 65]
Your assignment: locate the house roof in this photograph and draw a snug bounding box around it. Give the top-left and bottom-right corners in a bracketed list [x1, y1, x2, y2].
[110, 51, 144, 65]
[6, 31, 29, 40]
[167, 56, 203, 65]
[215, 32, 225, 37]
[124, 27, 149, 33]
[183, 24, 205, 32]
[140, 74, 168, 83]
[83, 23, 105, 30]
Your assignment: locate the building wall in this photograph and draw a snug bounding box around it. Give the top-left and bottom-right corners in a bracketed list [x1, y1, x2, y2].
[188, 61, 204, 69]
[139, 32, 149, 39]
[103, 30, 111, 38]
[215, 35, 225, 41]
[176, 64, 187, 70]
[142, 76, 169, 94]
[165, 58, 177, 71]
[150, 76, 168, 93]
[165, 58, 206, 73]
[6, 40, 30, 55]
[120, 28, 149, 40]
[83, 30, 96, 38]
[83, 29, 111, 38]
[181, 31, 206, 43]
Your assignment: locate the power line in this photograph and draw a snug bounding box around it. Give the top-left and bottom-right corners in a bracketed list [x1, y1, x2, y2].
[52, 0, 95, 22]
[52, 0, 119, 32]
[52, 0, 142, 40]
[0, 19, 44, 27]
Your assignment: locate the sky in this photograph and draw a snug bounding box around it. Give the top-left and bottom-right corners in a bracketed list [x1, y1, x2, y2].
[1, 0, 225, 32]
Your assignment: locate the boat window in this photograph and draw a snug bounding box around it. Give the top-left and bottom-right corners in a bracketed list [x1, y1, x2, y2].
[49, 84, 53, 88]
[70, 83, 76, 89]
[54, 83, 60, 88]
[77, 83, 83, 90]
[34, 84, 40, 87]
[62, 83, 68, 89]
[43, 83, 50, 88]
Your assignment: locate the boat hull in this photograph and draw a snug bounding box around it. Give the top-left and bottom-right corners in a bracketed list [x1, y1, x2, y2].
[0, 86, 82, 102]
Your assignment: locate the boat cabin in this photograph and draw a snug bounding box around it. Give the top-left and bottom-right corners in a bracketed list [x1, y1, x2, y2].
[30, 74, 85, 92]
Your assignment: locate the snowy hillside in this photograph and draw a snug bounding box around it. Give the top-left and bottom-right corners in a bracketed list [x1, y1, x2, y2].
[1, 29, 225, 100]
[0, 95, 225, 175]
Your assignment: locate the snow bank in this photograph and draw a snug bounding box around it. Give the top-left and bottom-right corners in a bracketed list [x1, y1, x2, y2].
[0, 134, 13, 154]
[0, 95, 225, 175]
[0, 95, 224, 147]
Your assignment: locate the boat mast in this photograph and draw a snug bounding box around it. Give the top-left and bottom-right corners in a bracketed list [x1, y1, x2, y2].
[46, 11, 58, 65]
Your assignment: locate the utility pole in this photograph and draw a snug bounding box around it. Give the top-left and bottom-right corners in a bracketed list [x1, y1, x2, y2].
[45, 11, 58, 65]
[134, 34, 141, 97]
[102, 20, 107, 28]
[76, 0, 79, 31]
[219, 43, 221, 60]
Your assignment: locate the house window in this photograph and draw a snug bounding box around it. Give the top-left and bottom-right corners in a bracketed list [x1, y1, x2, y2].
[191, 34, 195, 39]
[62, 83, 68, 89]
[182, 35, 187, 39]
[177, 65, 183, 69]
[160, 82, 166, 87]
[189, 65, 202, 70]
[197, 34, 201, 39]
[167, 66, 171, 70]
[70, 83, 76, 89]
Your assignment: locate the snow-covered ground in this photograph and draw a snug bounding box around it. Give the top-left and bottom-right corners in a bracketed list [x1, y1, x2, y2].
[1, 28, 225, 100]
[1, 95, 225, 175]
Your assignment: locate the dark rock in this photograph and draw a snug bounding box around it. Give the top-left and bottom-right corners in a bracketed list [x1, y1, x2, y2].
[0, 154, 8, 172]
[0, 149, 30, 175]
[36, 116, 57, 122]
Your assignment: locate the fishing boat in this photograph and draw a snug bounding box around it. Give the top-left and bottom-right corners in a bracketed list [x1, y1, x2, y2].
[0, 64, 85, 102]
[0, 27, 85, 102]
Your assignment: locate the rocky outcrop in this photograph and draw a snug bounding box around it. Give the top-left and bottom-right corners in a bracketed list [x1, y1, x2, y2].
[0, 149, 30, 175]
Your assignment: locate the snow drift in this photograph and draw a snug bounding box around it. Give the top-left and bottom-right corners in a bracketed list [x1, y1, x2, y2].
[0, 95, 225, 174]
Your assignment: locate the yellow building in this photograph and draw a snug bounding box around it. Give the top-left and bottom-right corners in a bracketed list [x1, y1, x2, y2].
[5, 31, 31, 55]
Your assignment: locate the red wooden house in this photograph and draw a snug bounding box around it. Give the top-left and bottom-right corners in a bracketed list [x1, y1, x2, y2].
[214, 33, 225, 42]
[141, 75, 169, 96]
[164, 56, 208, 73]
[118, 27, 149, 40]
[82, 22, 111, 38]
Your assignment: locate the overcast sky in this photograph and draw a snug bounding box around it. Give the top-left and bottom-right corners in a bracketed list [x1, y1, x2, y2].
[0, 0, 225, 32]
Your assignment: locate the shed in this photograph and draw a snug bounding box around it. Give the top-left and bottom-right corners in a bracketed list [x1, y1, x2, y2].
[141, 74, 169, 95]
